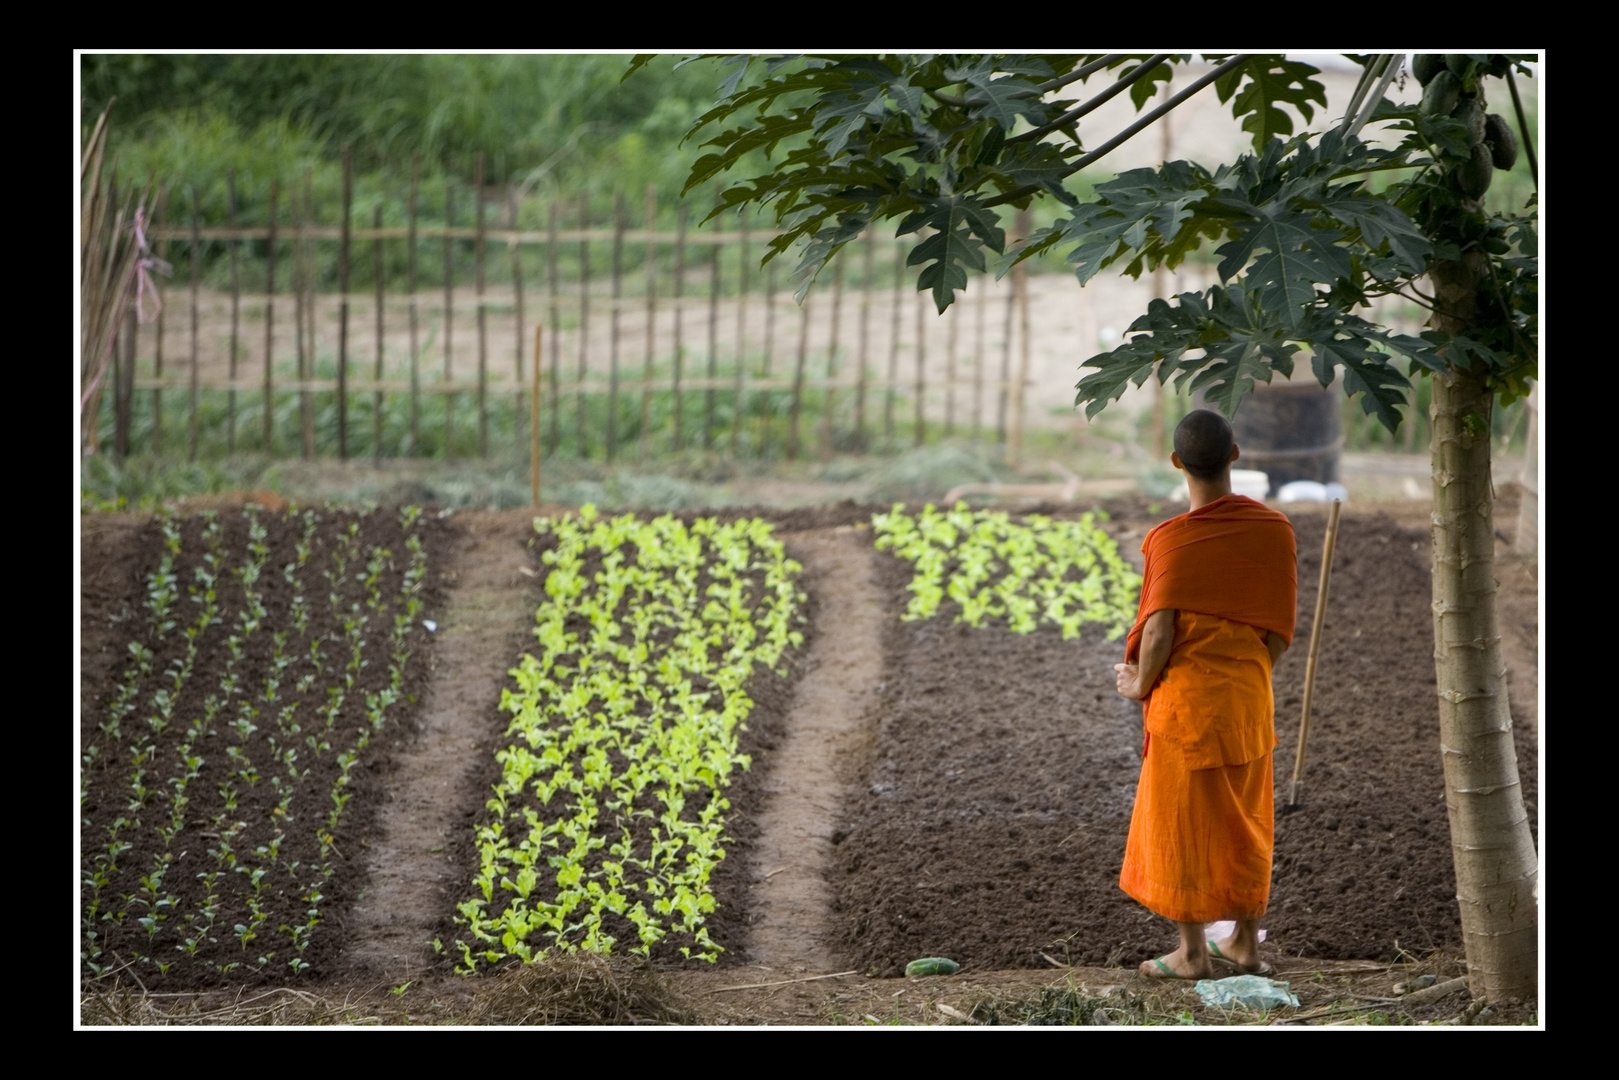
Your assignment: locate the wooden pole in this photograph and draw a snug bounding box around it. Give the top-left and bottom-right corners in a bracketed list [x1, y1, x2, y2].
[1287, 498, 1343, 810]
[788, 287, 811, 460]
[855, 230, 873, 452]
[1009, 208, 1033, 469]
[297, 171, 314, 459]
[672, 203, 687, 452]
[510, 189, 526, 455]
[188, 187, 201, 461]
[821, 255, 842, 460]
[153, 183, 168, 454]
[532, 324, 542, 508]
[546, 200, 560, 456]
[576, 193, 589, 458]
[705, 184, 721, 451]
[914, 287, 926, 448]
[998, 256, 1015, 445]
[608, 191, 624, 461]
[226, 170, 240, 455]
[733, 210, 749, 457]
[373, 204, 385, 463]
[407, 155, 421, 457]
[886, 240, 902, 448]
[474, 152, 488, 457]
[758, 252, 776, 453]
[640, 184, 656, 460]
[338, 145, 352, 460]
[262, 180, 279, 454]
[944, 293, 958, 439]
[443, 180, 455, 462]
[973, 288, 986, 441]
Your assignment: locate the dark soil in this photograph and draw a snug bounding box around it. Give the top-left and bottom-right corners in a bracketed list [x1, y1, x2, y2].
[79, 506, 451, 991]
[830, 503, 1539, 976]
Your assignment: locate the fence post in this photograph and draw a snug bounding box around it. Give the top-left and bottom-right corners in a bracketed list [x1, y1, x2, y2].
[705, 184, 721, 451]
[641, 184, 656, 460]
[444, 181, 456, 462]
[338, 145, 352, 460]
[226, 170, 240, 455]
[188, 186, 201, 462]
[821, 255, 842, 460]
[886, 240, 902, 448]
[475, 152, 488, 457]
[733, 211, 749, 458]
[262, 180, 279, 455]
[1008, 207, 1032, 469]
[153, 183, 168, 455]
[914, 286, 926, 448]
[608, 191, 624, 461]
[297, 171, 314, 460]
[576, 194, 590, 459]
[547, 199, 560, 456]
[672, 202, 686, 453]
[407, 155, 421, 457]
[511, 188, 526, 456]
[758, 249, 776, 454]
[374, 204, 385, 463]
[854, 230, 873, 452]
[788, 286, 811, 460]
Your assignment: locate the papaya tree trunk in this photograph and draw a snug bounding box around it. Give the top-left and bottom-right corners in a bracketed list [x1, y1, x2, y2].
[1428, 251, 1539, 1002]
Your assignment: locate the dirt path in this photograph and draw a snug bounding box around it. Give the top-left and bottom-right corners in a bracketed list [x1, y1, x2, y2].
[344, 511, 538, 981]
[742, 525, 886, 975]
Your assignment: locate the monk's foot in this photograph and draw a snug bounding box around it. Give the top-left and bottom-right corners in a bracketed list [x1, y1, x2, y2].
[1208, 935, 1272, 976]
[1138, 948, 1213, 981]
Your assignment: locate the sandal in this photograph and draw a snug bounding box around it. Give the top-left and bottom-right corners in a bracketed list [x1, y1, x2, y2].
[1207, 939, 1274, 976]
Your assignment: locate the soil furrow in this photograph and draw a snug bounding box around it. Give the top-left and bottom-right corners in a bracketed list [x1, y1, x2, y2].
[743, 525, 885, 975]
[344, 511, 538, 980]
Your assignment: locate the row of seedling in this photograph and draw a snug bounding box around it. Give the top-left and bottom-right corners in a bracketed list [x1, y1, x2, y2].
[81, 504, 434, 984]
[872, 502, 1143, 641]
[449, 506, 806, 973]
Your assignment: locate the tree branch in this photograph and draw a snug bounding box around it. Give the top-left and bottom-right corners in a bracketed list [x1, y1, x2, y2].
[983, 55, 1249, 210]
[1004, 54, 1174, 146]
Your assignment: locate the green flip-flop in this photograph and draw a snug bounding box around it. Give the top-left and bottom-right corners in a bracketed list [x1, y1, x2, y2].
[1143, 956, 1202, 981]
[1207, 940, 1274, 976]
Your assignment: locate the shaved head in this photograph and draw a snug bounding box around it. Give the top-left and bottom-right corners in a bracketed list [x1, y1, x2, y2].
[1174, 409, 1235, 481]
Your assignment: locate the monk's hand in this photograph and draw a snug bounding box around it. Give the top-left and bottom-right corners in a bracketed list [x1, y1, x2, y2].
[1114, 662, 1145, 700]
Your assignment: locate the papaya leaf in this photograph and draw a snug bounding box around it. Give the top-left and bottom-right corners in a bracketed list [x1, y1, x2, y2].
[1221, 59, 1328, 153]
[897, 194, 1003, 312]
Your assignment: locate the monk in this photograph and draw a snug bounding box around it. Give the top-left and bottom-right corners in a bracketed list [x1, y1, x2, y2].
[1113, 409, 1298, 980]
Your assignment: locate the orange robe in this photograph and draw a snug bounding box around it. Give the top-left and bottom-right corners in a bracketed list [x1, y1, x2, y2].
[1118, 495, 1297, 924]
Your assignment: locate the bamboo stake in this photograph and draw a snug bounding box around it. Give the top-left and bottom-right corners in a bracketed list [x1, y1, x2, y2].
[973, 287, 986, 441]
[1009, 207, 1032, 468]
[407, 155, 421, 457]
[262, 180, 279, 454]
[733, 211, 749, 457]
[758, 252, 775, 453]
[788, 287, 811, 459]
[886, 240, 902, 448]
[945, 293, 958, 438]
[532, 324, 542, 508]
[297, 171, 314, 459]
[914, 287, 926, 447]
[226, 170, 240, 454]
[854, 230, 873, 451]
[444, 181, 456, 463]
[608, 191, 624, 461]
[1286, 498, 1343, 812]
[338, 145, 353, 460]
[188, 187, 201, 461]
[705, 184, 721, 451]
[672, 203, 687, 452]
[153, 183, 168, 454]
[511, 188, 526, 454]
[640, 184, 656, 460]
[821, 255, 842, 460]
[547, 199, 560, 456]
[576, 193, 589, 458]
[474, 153, 488, 457]
[373, 204, 385, 463]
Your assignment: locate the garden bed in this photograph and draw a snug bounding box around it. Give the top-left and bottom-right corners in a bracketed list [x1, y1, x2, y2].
[830, 504, 1539, 976]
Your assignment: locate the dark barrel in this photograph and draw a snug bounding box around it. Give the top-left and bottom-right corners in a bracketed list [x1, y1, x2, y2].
[1201, 379, 1343, 497]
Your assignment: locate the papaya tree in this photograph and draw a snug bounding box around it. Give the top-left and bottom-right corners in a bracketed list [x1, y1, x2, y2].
[634, 52, 1539, 1001]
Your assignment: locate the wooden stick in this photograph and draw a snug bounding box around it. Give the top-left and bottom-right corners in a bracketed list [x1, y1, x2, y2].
[532, 324, 542, 508]
[444, 182, 456, 463]
[338, 145, 353, 460]
[226, 170, 240, 454]
[188, 185, 201, 461]
[407, 155, 421, 457]
[474, 152, 488, 457]
[373, 204, 385, 463]
[705, 971, 859, 994]
[262, 179, 279, 453]
[1288, 498, 1343, 809]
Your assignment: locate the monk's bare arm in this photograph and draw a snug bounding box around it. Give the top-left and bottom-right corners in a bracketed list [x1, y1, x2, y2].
[1115, 608, 1176, 700]
[1265, 630, 1287, 667]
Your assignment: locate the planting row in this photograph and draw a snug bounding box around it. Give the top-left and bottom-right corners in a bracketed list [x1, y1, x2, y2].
[446, 507, 807, 972]
[873, 503, 1142, 640]
[80, 505, 439, 987]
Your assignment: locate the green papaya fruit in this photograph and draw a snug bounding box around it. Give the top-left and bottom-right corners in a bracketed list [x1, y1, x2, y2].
[1483, 112, 1519, 170]
[905, 957, 961, 977]
[1484, 235, 1511, 256]
[1456, 142, 1494, 198]
[1421, 71, 1462, 119]
[1445, 54, 1471, 76]
[1452, 98, 1486, 146]
[1412, 54, 1446, 86]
